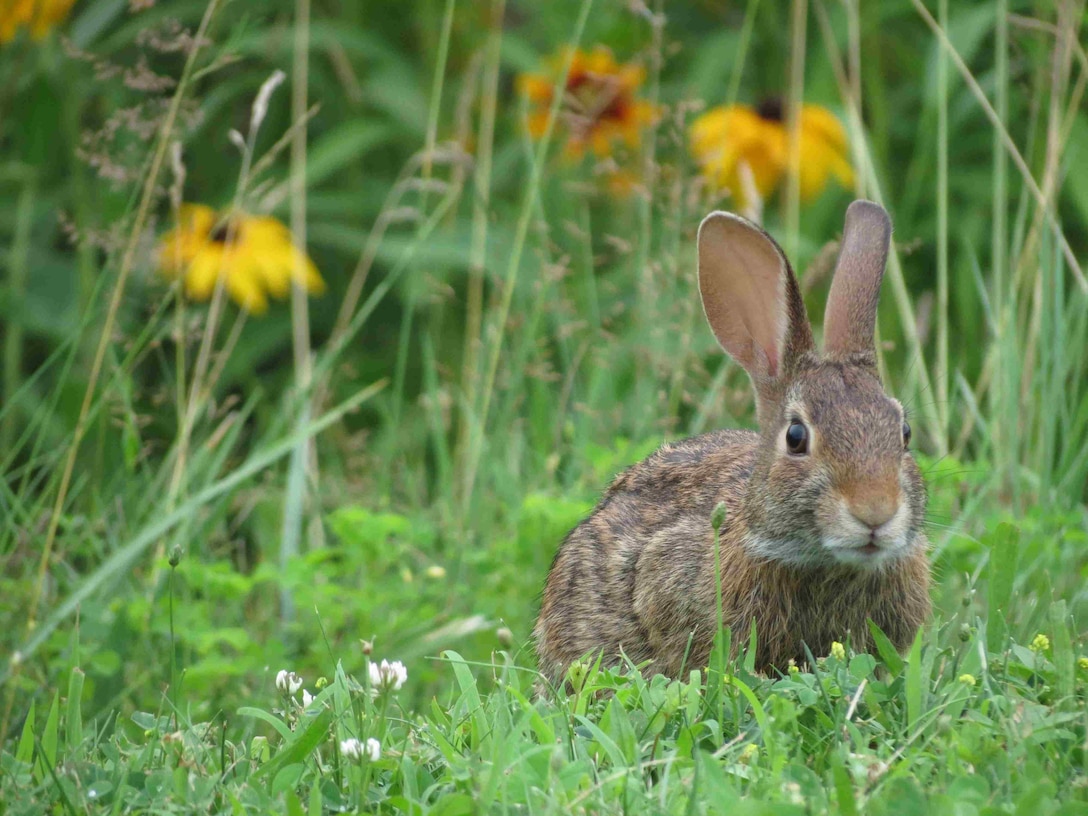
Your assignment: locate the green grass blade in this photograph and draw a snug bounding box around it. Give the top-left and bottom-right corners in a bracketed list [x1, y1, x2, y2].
[65, 667, 84, 755]
[905, 628, 923, 729]
[40, 691, 60, 777]
[986, 522, 1020, 652]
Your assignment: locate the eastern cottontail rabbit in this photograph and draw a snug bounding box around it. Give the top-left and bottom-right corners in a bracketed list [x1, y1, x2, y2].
[534, 200, 930, 687]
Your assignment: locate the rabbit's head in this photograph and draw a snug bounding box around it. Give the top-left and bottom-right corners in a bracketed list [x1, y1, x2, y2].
[698, 201, 925, 570]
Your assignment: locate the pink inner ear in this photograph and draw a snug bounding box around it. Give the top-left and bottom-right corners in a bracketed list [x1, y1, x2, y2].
[698, 213, 790, 384]
[753, 339, 777, 380]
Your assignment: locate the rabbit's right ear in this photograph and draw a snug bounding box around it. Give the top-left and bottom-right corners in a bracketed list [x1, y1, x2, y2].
[698, 212, 814, 414]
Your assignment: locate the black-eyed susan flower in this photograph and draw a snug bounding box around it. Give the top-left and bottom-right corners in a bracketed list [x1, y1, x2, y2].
[158, 204, 325, 315]
[689, 99, 853, 205]
[0, 0, 76, 43]
[517, 45, 656, 159]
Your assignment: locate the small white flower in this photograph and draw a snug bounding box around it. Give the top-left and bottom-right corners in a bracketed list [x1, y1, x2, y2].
[340, 738, 364, 760]
[275, 669, 303, 694]
[340, 737, 381, 762]
[368, 659, 408, 692]
[365, 737, 381, 761]
[302, 689, 314, 707]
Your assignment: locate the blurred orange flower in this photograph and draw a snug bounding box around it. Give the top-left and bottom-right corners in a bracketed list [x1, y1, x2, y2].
[0, 0, 77, 43]
[159, 204, 325, 315]
[689, 100, 853, 205]
[517, 46, 656, 159]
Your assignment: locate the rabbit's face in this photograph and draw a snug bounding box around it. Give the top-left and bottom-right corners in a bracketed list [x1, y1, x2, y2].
[745, 361, 925, 570]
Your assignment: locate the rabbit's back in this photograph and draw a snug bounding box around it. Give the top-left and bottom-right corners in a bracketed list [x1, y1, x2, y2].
[533, 430, 758, 686]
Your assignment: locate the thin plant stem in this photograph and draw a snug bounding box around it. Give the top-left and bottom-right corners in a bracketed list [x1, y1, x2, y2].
[784, 0, 807, 258]
[726, 0, 762, 108]
[936, 0, 949, 446]
[280, 0, 314, 625]
[1, 176, 34, 454]
[991, 0, 1009, 488]
[204, 310, 249, 397]
[457, 0, 503, 488]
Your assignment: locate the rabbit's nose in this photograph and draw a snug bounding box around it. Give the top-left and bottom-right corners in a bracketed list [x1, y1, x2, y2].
[848, 495, 898, 529]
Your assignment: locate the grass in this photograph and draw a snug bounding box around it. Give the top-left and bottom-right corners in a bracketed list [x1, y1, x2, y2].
[1, 0, 1087, 812]
[6, 611, 1088, 814]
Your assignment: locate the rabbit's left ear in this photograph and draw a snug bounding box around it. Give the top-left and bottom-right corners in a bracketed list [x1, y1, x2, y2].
[823, 200, 892, 356]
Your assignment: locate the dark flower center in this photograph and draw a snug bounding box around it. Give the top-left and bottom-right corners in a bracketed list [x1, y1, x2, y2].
[756, 97, 784, 122]
[566, 72, 628, 122]
[209, 220, 234, 243]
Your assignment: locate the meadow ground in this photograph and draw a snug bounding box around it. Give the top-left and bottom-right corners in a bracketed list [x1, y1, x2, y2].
[1, 0, 1087, 813]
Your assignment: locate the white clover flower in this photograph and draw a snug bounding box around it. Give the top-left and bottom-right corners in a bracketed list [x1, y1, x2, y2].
[275, 670, 303, 694]
[302, 689, 314, 707]
[365, 737, 381, 761]
[340, 737, 381, 762]
[368, 659, 407, 692]
[340, 738, 364, 760]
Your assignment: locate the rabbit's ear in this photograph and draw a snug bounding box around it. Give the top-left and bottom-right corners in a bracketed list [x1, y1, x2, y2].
[698, 212, 814, 407]
[823, 200, 892, 356]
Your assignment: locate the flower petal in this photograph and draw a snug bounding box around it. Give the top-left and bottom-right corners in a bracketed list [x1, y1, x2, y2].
[517, 74, 553, 104]
[225, 261, 269, 314]
[184, 248, 224, 302]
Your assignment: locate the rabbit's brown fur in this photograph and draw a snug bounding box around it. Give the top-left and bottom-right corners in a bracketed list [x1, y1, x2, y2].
[534, 201, 931, 688]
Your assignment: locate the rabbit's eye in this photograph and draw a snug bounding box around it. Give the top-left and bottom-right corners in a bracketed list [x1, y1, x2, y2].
[785, 421, 809, 455]
[902, 420, 912, 449]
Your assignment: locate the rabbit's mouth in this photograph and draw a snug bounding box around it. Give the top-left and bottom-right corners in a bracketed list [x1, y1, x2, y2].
[821, 522, 912, 567]
[820, 537, 907, 569]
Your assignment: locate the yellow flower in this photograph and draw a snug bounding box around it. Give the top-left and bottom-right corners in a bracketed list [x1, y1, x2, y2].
[0, 0, 76, 43]
[517, 45, 656, 160]
[1078, 657, 1088, 671]
[829, 641, 846, 661]
[689, 99, 854, 205]
[1030, 634, 1050, 653]
[958, 673, 976, 686]
[158, 204, 325, 315]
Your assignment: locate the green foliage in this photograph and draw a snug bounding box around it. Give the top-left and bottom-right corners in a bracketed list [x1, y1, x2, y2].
[4, 621, 1088, 813]
[1, 0, 1087, 811]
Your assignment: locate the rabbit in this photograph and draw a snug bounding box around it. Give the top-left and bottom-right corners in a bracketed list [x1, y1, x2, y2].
[534, 200, 931, 688]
